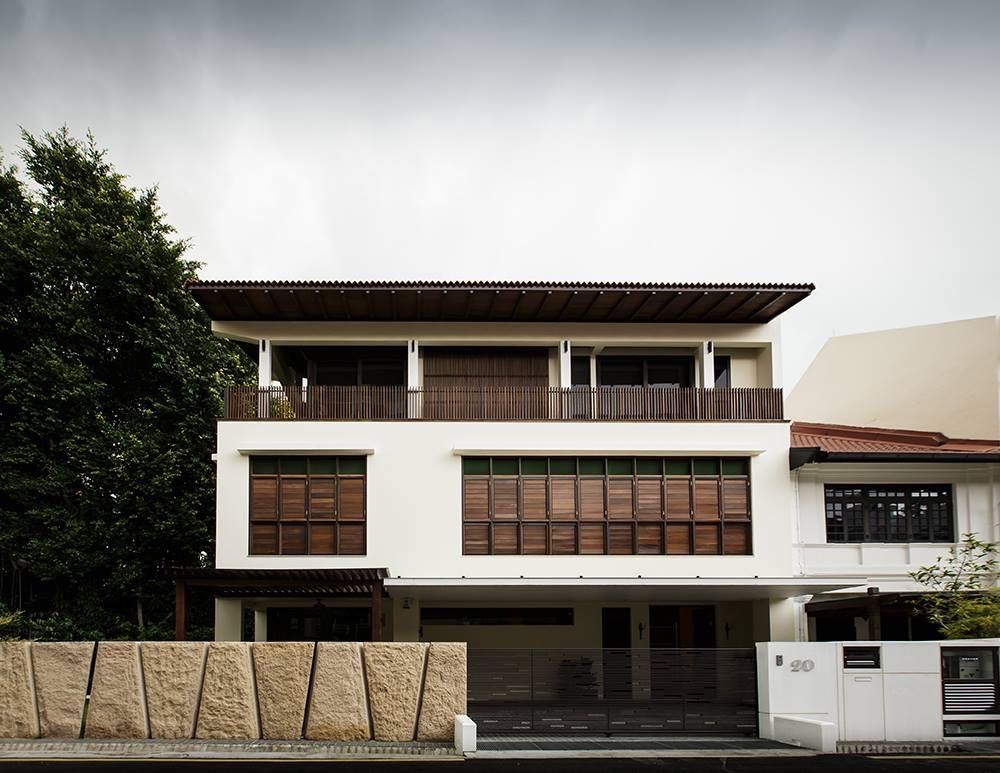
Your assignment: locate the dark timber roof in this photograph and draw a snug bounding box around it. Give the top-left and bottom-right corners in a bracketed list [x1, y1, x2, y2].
[790, 422, 1000, 468]
[186, 280, 814, 323]
[171, 567, 387, 596]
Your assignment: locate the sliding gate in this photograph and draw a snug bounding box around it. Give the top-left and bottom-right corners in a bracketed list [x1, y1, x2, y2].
[468, 648, 758, 735]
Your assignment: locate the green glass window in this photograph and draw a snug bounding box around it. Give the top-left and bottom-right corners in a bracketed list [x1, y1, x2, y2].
[463, 458, 490, 475]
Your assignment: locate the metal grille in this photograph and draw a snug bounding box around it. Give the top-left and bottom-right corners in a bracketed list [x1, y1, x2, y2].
[468, 648, 758, 735]
[944, 683, 999, 713]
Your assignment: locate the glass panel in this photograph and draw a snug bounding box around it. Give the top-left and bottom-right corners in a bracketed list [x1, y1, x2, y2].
[693, 459, 720, 476]
[571, 356, 591, 387]
[943, 649, 996, 681]
[607, 458, 633, 475]
[578, 458, 604, 475]
[520, 458, 547, 475]
[338, 457, 366, 474]
[647, 357, 692, 388]
[944, 720, 999, 737]
[280, 457, 308, 474]
[251, 457, 278, 474]
[598, 357, 644, 387]
[714, 355, 731, 388]
[722, 459, 749, 476]
[635, 458, 662, 475]
[492, 458, 518, 475]
[550, 457, 576, 475]
[310, 458, 337, 475]
[664, 458, 690, 475]
[360, 357, 405, 385]
[463, 458, 490, 475]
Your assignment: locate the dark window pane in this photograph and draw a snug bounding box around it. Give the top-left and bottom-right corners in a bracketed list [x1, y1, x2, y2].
[714, 355, 731, 388]
[310, 458, 337, 475]
[599, 358, 644, 386]
[463, 458, 490, 475]
[579, 458, 604, 475]
[338, 457, 366, 474]
[722, 459, 748, 476]
[492, 458, 518, 475]
[693, 459, 720, 476]
[647, 357, 692, 388]
[360, 358, 405, 385]
[636, 458, 662, 475]
[665, 458, 691, 475]
[550, 458, 576, 474]
[280, 457, 308, 474]
[521, 458, 547, 475]
[251, 457, 278, 474]
[607, 459, 633, 475]
[571, 356, 591, 387]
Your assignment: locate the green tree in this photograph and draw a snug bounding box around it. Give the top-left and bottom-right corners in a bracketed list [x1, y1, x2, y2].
[910, 533, 1000, 639]
[0, 129, 253, 639]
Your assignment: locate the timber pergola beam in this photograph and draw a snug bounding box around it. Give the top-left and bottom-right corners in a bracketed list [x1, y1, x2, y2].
[171, 567, 388, 642]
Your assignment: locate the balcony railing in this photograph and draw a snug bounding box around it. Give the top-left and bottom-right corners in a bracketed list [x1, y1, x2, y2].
[223, 386, 784, 422]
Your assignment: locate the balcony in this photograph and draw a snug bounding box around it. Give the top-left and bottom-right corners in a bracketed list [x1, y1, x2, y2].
[223, 386, 784, 422]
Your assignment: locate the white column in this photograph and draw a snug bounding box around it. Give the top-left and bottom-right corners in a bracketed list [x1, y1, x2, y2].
[214, 597, 243, 642]
[258, 339, 272, 387]
[407, 339, 419, 388]
[407, 339, 420, 418]
[698, 341, 715, 388]
[253, 608, 268, 642]
[558, 340, 572, 388]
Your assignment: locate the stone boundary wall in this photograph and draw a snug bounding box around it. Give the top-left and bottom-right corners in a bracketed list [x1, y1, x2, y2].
[0, 641, 466, 742]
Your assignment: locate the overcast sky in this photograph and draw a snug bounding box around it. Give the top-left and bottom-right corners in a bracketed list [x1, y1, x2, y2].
[2, 0, 998, 386]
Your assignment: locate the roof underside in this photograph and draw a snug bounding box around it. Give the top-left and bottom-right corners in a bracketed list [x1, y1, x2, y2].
[186, 280, 814, 323]
[790, 421, 1000, 468]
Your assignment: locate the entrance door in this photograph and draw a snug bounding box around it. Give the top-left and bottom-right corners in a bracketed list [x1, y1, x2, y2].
[649, 605, 716, 648]
[602, 607, 632, 700]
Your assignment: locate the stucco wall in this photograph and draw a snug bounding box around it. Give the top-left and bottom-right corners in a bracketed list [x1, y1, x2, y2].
[787, 316, 1000, 439]
[215, 420, 795, 579]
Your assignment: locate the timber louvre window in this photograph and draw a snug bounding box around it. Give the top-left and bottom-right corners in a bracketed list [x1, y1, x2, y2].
[462, 457, 751, 556]
[824, 485, 954, 543]
[250, 456, 366, 555]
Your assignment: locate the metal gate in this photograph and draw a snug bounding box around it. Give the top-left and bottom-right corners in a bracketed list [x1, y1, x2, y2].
[468, 648, 758, 735]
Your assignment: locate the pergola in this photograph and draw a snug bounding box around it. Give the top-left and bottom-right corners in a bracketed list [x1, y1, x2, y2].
[171, 567, 388, 641]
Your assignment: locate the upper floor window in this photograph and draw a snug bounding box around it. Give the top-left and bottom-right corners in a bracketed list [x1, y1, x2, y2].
[824, 484, 953, 543]
[597, 356, 694, 388]
[249, 456, 366, 555]
[462, 456, 751, 556]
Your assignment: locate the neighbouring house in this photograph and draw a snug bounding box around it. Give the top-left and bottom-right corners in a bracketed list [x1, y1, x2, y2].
[786, 316, 1000, 439]
[790, 421, 1000, 641]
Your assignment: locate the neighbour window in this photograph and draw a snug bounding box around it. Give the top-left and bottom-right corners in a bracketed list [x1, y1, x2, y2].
[824, 485, 954, 543]
[249, 456, 366, 555]
[462, 456, 751, 556]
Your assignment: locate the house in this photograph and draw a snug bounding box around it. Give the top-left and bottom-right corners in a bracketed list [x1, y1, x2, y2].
[176, 279, 863, 652]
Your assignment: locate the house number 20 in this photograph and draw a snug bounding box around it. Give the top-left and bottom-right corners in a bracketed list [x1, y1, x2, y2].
[790, 659, 815, 672]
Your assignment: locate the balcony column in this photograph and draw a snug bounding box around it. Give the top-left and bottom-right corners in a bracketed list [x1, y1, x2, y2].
[697, 341, 715, 388]
[407, 339, 420, 418]
[258, 339, 272, 387]
[558, 340, 572, 388]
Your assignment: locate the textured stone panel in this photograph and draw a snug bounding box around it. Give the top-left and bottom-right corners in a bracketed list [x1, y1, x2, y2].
[253, 642, 313, 739]
[0, 641, 39, 738]
[305, 643, 369, 741]
[141, 642, 207, 739]
[364, 643, 427, 742]
[31, 642, 93, 738]
[195, 642, 259, 740]
[85, 642, 148, 738]
[416, 643, 467, 741]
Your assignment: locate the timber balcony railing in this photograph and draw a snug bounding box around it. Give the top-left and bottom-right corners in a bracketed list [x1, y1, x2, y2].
[223, 386, 784, 422]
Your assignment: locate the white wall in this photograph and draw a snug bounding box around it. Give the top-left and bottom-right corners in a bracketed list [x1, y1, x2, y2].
[794, 463, 1000, 591]
[215, 420, 795, 580]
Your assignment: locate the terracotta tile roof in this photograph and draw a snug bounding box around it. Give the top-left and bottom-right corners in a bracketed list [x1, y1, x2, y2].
[790, 421, 1000, 467]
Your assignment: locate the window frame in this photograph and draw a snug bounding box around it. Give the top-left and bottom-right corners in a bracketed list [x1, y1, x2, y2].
[461, 456, 751, 556]
[249, 456, 367, 556]
[823, 484, 955, 544]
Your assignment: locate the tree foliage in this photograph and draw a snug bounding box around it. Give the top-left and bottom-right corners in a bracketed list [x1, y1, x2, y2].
[0, 129, 253, 639]
[910, 533, 1000, 639]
